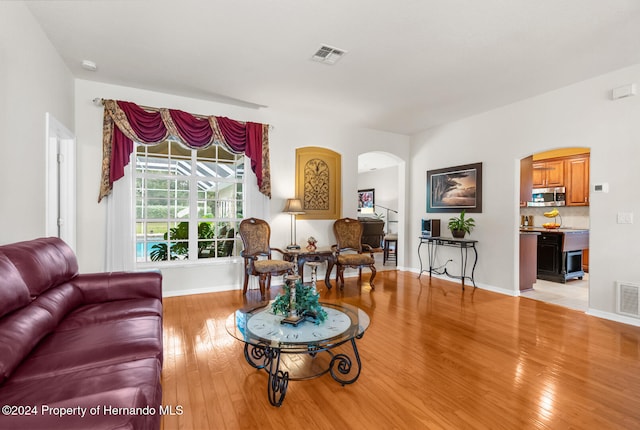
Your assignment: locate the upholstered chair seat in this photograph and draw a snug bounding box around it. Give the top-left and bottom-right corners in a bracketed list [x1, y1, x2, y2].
[253, 259, 295, 273]
[337, 253, 375, 266]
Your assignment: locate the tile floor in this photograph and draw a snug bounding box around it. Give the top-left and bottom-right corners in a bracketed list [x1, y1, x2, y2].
[520, 274, 589, 312]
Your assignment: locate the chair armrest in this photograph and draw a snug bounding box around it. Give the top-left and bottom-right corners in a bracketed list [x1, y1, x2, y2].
[71, 270, 162, 304]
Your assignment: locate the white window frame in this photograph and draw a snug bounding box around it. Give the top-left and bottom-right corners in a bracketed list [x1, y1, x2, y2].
[134, 140, 246, 266]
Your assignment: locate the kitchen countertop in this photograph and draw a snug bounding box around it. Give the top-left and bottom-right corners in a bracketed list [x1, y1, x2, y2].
[519, 227, 589, 233]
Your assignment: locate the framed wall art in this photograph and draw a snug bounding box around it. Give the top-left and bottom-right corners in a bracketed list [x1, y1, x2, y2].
[295, 147, 342, 220]
[426, 162, 483, 213]
[357, 189, 375, 212]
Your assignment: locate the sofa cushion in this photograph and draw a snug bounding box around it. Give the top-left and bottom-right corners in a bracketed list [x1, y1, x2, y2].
[57, 298, 163, 331]
[0, 237, 78, 297]
[0, 355, 163, 430]
[0, 357, 161, 405]
[0, 253, 31, 318]
[0, 305, 57, 383]
[32, 282, 84, 324]
[10, 316, 163, 382]
[0, 358, 162, 429]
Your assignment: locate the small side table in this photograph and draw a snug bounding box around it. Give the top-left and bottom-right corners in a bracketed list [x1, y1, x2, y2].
[418, 236, 478, 290]
[283, 247, 336, 289]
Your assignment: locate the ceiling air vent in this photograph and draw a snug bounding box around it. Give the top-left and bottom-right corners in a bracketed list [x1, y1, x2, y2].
[311, 45, 347, 65]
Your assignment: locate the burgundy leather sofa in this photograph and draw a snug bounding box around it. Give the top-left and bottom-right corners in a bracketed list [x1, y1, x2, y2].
[0, 237, 163, 429]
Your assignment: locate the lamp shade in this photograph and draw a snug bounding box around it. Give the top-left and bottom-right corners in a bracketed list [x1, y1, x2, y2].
[283, 198, 305, 214]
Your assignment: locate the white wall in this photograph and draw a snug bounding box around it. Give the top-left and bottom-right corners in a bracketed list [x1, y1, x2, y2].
[74, 80, 410, 295]
[0, 3, 74, 244]
[410, 63, 640, 321]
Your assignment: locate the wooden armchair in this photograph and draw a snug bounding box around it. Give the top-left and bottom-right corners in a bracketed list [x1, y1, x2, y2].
[332, 217, 377, 289]
[239, 218, 295, 300]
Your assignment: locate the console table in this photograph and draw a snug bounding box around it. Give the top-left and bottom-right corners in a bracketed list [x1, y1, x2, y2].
[283, 248, 335, 289]
[226, 302, 370, 406]
[418, 236, 478, 289]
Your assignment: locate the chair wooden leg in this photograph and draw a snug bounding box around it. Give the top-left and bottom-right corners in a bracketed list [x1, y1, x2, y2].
[369, 265, 377, 288]
[242, 269, 250, 294]
[336, 266, 345, 289]
[259, 274, 268, 301]
[266, 273, 272, 292]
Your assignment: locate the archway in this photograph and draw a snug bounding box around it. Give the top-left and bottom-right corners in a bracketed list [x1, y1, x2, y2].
[357, 151, 406, 269]
[518, 147, 590, 311]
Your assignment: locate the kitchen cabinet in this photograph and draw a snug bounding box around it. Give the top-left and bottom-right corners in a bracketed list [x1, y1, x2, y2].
[565, 155, 590, 206]
[536, 229, 588, 283]
[532, 159, 564, 188]
[537, 232, 562, 279]
[520, 232, 539, 291]
[520, 156, 533, 207]
[583, 248, 589, 272]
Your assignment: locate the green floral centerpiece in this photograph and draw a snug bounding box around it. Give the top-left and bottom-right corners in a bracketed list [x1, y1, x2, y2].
[272, 279, 327, 324]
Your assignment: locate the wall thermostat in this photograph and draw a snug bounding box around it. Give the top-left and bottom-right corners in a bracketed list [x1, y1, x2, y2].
[593, 183, 609, 193]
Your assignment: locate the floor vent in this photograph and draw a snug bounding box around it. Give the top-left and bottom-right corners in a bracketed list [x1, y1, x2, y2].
[617, 281, 640, 318]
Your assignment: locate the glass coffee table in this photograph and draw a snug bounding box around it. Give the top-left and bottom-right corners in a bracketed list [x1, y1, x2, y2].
[226, 302, 370, 406]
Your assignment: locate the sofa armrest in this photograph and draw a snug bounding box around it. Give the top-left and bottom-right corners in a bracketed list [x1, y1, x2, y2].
[71, 270, 162, 304]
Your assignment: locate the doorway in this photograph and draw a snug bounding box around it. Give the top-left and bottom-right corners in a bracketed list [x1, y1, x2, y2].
[45, 113, 76, 251]
[357, 151, 405, 270]
[519, 148, 590, 311]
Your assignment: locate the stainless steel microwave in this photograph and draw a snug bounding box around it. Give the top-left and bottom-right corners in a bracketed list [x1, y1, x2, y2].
[528, 187, 566, 207]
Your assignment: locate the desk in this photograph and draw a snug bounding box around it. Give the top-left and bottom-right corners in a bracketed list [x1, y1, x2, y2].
[418, 236, 478, 289]
[283, 248, 335, 289]
[226, 302, 370, 406]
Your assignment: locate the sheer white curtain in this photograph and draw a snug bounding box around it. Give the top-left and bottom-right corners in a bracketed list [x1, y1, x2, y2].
[105, 161, 135, 271]
[244, 161, 269, 221]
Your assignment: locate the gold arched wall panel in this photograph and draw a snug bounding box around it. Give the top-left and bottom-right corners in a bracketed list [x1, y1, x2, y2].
[295, 147, 341, 220]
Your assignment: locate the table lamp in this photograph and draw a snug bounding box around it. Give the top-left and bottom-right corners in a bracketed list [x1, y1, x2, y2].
[283, 198, 305, 250]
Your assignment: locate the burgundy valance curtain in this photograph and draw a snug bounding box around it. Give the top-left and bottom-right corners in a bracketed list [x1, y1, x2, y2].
[98, 99, 271, 202]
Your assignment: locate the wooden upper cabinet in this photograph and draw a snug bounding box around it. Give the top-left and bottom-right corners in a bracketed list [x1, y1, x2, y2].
[520, 156, 533, 207]
[565, 155, 590, 206]
[532, 159, 564, 188]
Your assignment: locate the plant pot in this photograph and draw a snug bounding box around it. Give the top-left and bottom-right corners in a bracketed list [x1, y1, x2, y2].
[451, 229, 466, 239]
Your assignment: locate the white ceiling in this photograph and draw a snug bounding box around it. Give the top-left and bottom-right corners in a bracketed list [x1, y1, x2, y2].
[25, 0, 640, 135]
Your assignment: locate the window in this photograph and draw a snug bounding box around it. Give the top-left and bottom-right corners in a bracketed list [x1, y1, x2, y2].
[135, 140, 244, 263]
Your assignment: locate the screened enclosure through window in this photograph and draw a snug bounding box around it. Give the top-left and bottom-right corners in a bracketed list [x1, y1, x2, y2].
[135, 140, 244, 263]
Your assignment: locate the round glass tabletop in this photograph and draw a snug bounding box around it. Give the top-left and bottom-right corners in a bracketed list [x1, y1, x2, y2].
[226, 302, 370, 353]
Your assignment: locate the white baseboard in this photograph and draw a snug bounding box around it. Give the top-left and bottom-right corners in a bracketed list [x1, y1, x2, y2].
[586, 309, 640, 327]
[163, 284, 240, 297]
[406, 267, 516, 296]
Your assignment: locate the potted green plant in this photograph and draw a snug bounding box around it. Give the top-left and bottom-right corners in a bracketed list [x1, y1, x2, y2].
[448, 210, 475, 238]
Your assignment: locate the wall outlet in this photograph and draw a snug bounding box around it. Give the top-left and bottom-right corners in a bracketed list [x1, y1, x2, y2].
[617, 212, 634, 224]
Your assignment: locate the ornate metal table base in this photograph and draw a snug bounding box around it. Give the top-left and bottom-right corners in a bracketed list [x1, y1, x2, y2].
[228, 302, 369, 407]
[243, 336, 364, 406]
[418, 236, 478, 290]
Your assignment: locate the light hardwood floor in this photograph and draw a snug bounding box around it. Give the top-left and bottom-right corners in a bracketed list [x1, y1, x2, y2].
[161, 271, 640, 429]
